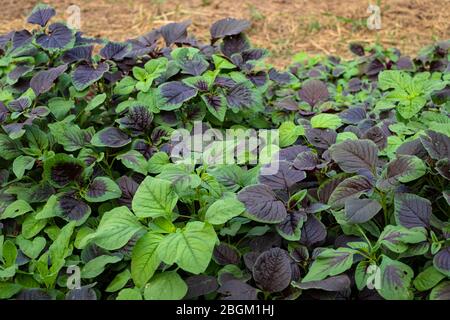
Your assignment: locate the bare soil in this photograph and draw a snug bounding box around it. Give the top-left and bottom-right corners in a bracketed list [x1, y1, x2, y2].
[1, 0, 449, 67]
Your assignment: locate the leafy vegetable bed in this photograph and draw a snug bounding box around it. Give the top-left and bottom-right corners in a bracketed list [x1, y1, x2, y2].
[0, 4, 449, 300]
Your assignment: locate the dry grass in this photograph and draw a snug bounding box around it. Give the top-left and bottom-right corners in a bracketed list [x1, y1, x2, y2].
[1, 0, 449, 67]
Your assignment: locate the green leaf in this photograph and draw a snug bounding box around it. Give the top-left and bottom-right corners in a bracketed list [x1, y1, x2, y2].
[2, 240, 17, 267]
[106, 269, 131, 292]
[147, 152, 170, 174]
[413, 266, 446, 292]
[117, 150, 148, 175]
[82, 255, 122, 279]
[114, 76, 137, 95]
[1, 200, 33, 219]
[22, 212, 48, 239]
[397, 96, 427, 119]
[143, 272, 187, 300]
[116, 288, 142, 300]
[13, 155, 35, 179]
[48, 98, 74, 120]
[205, 194, 246, 225]
[0, 283, 22, 299]
[377, 255, 414, 300]
[0, 134, 22, 160]
[48, 122, 87, 152]
[311, 114, 343, 129]
[157, 221, 218, 274]
[83, 176, 122, 203]
[336, 131, 358, 143]
[212, 55, 236, 70]
[132, 176, 178, 219]
[48, 221, 76, 262]
[378, 70, 405, 90]
[16, 235, 46, 259]
[377, 225, 427, 253]
[302, 247, 355, 282]
[279, 121, 304, 147]
[131, 232, 164, 288]
[83, 206, 144, 250]
[35, 195, 61, 219]
[86, 93, 107, 111]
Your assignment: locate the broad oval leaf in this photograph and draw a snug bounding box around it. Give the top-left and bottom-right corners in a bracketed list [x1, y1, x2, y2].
[259, 161, 306, 190]
[31, 64, 68, 95]
[132, 176, 178, 219]
[433, 247, 450, 277]
[252, 248, 292, 293]
[330, 139, 378, 174]
[302, 247, 354, 282]
[131, 232, 164, 288]
[275, 210, 307, 241]
[378, 255, 414, 300]
[144, 271, 188, 300]
[210, 18, 251, 40]
[184, 275, 219, 299]
[36, 23, 73, 50]
[160, 81, 198, 107]
[84, 177, 122, 203]
[27, 4, 55, 27]
[377, 155, 426, 190]
[72, 62, 109, 91]
[83, 206, 144, 250]
[328, 175, 373, 208]
[237, 184, 287, 223]
[157, 221, 218, 274]
[205, 195, 245, 225]
[213, 243, 241, 266]
[91, 127, 131, 148]
[298, 79, 329, 107]
[344, 198, 382, 224]
[394, 193, 431, 228]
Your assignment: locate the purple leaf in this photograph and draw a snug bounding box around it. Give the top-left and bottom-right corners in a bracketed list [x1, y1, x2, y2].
[61, 45, 93, 64]
[252, 248, 292, 293]
[259, 161, 306, 190]
[213, 243, 241, 265]
[184, 275, 218, 299]
[210, 18, 251, 40]
[36, 23, 73, 50]
[160, 21, 191, 46]
[27, 4, 55, 27]
[100, 42, 130, 61]
[300, 214, 327, 247]
[237, 184, 287, 223]
[297, 275, 351, 291]
[218, 280, 257, 300]
[72, 62, 109, 91]
[394, 193, 431, 228]
[330, 139, 378, 174]
[344, 198, 382, 224]
[160, 81, 198, 105]
[91, 127, 131, 148]
[298, 79, 329, 107]
[328, 175, 373, 208]
[31, 64, 68, 95]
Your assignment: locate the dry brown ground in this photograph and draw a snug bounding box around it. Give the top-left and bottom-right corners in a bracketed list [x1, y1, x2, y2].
[1, 0, 449, 67]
